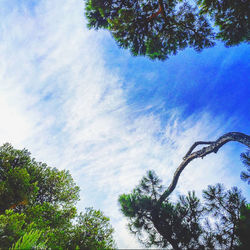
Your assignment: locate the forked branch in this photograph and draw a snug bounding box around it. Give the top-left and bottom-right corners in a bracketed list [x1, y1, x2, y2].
[157, 132, 250, 205]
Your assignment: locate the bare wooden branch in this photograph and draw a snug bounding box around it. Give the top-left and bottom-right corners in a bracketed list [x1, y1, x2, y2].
[183, 141, 213, 159]
[157, 132, 250, 205]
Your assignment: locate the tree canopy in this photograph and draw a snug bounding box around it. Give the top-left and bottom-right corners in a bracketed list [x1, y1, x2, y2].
[0, 143, 115, 249]
[85, 0, 249, 60]
[0, 143, 79, 213]
[119, 171, 249, 249]
[241, 150, 250, 184]
[119, 132, 250, 249]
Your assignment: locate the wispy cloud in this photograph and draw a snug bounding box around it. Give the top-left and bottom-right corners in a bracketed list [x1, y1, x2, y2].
[0, 0, 248, 248]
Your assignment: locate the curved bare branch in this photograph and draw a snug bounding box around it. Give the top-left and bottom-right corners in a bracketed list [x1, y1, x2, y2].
[157, 132, 250, 205]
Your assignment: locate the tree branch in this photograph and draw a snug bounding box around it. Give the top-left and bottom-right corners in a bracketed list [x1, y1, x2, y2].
[183, 141, 214, 159]
[148, 4, 162, 21]
[158, 0, 167, 20]
[148, 0, 167, 21]
[157, 132, 250, 205]
[147, 1, 198, 37]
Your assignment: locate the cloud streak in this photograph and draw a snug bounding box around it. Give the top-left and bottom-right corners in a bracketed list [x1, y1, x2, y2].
[0, 0, 249, 248]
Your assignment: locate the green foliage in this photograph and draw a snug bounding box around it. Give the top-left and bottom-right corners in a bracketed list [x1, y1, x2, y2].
[0, 143, 80, 213]
[197, 0, 249, 46]
[0, 210, 26, 248]
[85, 0, 249, 60]
[41, 208, 116, 250]
[26, 202, 76, 230]
[119, 171, 248, 249]
[240, 150, 250, 184]
[27, 162, 80, 207]
[0, 144, 37, 213]
[0, 143, 116, 249]
[66, 208, 116, 250]
[202, 184, 246, 248]
[10, 230, 47, 250]
[236, 204, 250, 249]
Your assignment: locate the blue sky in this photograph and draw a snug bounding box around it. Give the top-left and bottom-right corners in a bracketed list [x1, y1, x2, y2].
[0, 0, 249, 248]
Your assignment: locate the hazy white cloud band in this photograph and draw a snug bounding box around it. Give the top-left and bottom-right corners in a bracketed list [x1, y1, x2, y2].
[0, 0, 248, 248]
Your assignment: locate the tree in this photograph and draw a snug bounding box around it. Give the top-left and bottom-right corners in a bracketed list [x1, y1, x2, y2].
[240, 150, 250, 184]
[0, 210, 27, 248]
[0, 143, 116, 249]
[0, 207, 116, 250]
[85, 0, 249, 60]
[157, 132, 250, 204]
[237, 203, 250, 250]
[119, 132, 250, 249]
[42, 207, 115, 249]
[119, 171, 248, 249]
[0, 143, 80, 213]
[66, 208, 115, 250]
[10, 230, 47, 250]
[198, 0, 249, 46]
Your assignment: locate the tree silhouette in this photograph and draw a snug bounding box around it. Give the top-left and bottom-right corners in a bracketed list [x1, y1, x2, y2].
[119, 132, 250, 249]
[240, 150, 250, 184]
[119, 171, 248, 249]
[85, 0, 249, 60]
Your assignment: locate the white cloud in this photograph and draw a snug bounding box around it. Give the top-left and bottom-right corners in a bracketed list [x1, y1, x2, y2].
[0, 0, 249, 248]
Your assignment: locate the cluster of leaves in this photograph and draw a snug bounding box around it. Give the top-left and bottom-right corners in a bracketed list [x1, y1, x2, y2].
[85, 0, 249, 60]
[0, 143, 79, 213]
[0, 143, 115, 249]
[10, 230, 47, 250]
[198, 0, 249, 46]
[119, 170, 249, 249]
[240, 150, 250, 184]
